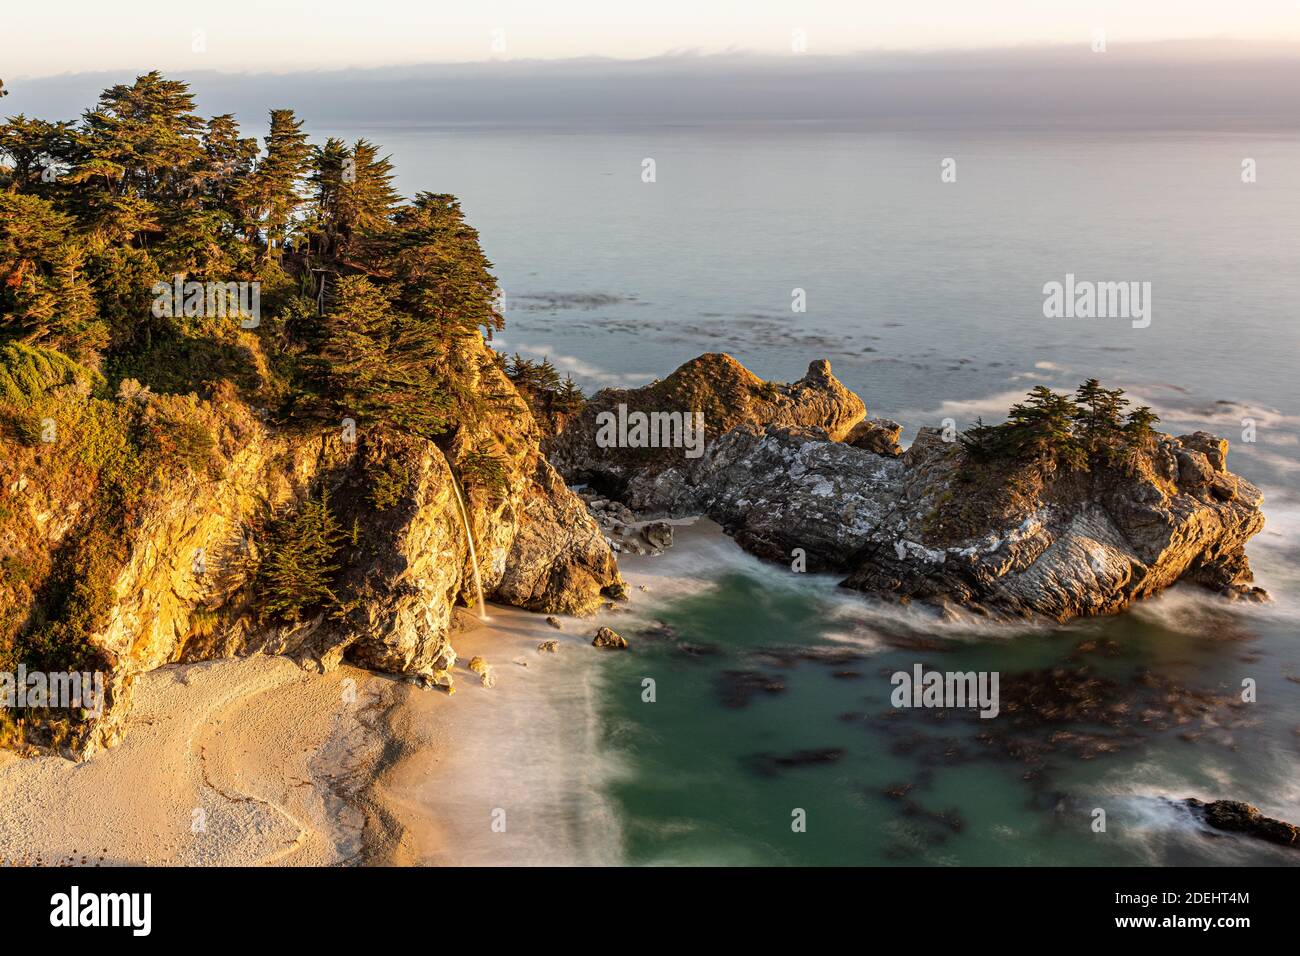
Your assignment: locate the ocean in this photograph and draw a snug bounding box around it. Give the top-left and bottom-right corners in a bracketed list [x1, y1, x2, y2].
[337, 119, 1300, 865]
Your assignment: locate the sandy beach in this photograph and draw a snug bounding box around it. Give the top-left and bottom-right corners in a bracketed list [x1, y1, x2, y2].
[0, 655, 392, 866]
[0, 519, 713, 868]
[0, 605, 628, 867]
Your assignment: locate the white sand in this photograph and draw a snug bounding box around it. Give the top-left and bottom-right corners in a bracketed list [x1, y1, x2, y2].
[0, 656, 404, 866]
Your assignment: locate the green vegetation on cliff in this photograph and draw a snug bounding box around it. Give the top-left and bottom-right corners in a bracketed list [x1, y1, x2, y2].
[0, 73, 515, 735]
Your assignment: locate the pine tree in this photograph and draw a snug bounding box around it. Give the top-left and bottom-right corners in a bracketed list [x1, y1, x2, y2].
[0, 193, 103, 357]
[1123, 405, 1160, 443]
[200, 114, 258, 222]
[336, 139, 399, 259]
[307, 137, 350, 258]
[959, 416, 1005, 461]
[506, 353, 536, 388]
[315, 275, 452, 435]
[554, 374, 585, 414]
[535, 356, 561, 393]
[308, 138, 399, 261]
[67, 72, 207, 240]
[0, 116, 76, 194]
[1073, 378, 1129, 451]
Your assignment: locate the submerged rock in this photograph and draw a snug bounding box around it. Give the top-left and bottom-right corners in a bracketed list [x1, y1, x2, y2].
[745, 748, 846, 777]
[714, 669, 785, 708]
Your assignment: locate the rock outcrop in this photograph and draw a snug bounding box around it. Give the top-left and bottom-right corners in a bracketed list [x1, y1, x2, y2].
[592, 626, 628, 650]
[546, 353, 866, 496]
[548, 353, 1267, 623]
[1186, 799, 1299, 849]
[845, 418, 903, 457]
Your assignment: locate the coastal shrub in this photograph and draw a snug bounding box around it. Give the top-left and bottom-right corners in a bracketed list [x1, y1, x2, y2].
[10, 410, 47, 446]
[0, 342, 104, 406]
[369, 456, 411, 511]
[138, 393, 218, 477]
[256, 490, 345, 622]
[18, 524, 123, 672]
[458, 450, 510, 503]
[106, 327, 269, 401]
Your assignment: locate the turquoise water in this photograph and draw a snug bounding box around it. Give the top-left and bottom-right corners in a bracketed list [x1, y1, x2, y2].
[600, 528, 1300, 866]
[343, 120, 1300, 865]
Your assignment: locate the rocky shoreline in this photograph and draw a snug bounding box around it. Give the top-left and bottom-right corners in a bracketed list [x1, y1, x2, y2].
[1, 348, 1271, 761]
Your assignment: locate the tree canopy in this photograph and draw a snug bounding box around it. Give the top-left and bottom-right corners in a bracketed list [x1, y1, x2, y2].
[961, 381, 1160, 474]
[0, 72, 506, 436]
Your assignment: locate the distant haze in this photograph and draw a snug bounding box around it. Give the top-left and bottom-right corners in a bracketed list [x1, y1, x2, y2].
[5, 42, 1300, 130]
[4, 0, 1300, 76]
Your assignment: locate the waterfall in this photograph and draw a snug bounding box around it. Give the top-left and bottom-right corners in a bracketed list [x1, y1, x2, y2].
[449, 470, 488, 620]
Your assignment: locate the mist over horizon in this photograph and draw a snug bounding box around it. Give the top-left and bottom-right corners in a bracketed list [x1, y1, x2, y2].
[6, 40, 1300, 130]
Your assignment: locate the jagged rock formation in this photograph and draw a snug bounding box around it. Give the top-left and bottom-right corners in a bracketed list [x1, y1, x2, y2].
[549, 354, 1267, 623]
[546, 353, 866, 495]
[1, 336, 621, 757]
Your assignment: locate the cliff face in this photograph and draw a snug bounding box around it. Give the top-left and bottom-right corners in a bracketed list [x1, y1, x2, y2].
[548, 354, 1267, 623]
[1, 335, 621, 757]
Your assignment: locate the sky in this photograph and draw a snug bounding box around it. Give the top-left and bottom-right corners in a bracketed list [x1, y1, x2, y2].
[4, 0, 1300, 77]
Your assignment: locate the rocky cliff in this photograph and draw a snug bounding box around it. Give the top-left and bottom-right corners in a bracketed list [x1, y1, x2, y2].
[1, 335, 621, 757]
[550, 354, 1267, 623]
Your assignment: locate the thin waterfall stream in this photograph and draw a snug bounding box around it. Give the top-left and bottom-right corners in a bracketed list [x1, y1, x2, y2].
[449, 470, 488, 620]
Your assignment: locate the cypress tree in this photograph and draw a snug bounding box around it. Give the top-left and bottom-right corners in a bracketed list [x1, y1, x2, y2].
[1004, 385, 1086, 473]
[241, 109, 312, 257]
[1073, 378, 1129, 451]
